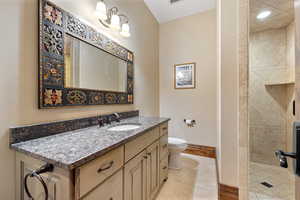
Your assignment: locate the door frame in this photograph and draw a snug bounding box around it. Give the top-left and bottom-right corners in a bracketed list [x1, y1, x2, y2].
[238, 0, 249, 199]
[293, 0, 300, 198]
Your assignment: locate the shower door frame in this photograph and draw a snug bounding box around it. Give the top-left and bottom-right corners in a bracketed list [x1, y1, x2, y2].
[293, 0, 300, 198]
[239, 0, 300, 199]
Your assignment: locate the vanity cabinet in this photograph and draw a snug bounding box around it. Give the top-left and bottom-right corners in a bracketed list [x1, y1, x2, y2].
[159, 134, 168, 159]
[124, 141, 160, 200]
[125, 127, 160, 162]
[15, 153, 74, 200]
[16, 123, 169, 200]
[146, 141, 160, 200]
[124, 150, 148, 200]
[82, 169, 123, 200]
[159, 157, 169, 185]
[77, 146, 124, 198]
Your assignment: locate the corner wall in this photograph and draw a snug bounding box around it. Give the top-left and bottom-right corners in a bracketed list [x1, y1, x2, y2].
[0, 0, 159, 199]
[159, 10, 218, 147]
[218, 0, 239, 188]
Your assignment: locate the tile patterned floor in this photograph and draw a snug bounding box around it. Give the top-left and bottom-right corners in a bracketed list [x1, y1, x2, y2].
[156, 153, 218, 200]
[249, 162, 295, 200]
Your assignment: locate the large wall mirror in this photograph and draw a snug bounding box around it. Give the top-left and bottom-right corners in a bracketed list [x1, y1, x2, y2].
[64, 35, 128, 92]
[39, 0, 134, 108]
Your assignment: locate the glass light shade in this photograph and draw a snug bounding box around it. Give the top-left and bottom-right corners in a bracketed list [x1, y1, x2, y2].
[110, 14, 120, 30]
[95, 1, 107, 20]
[120, 23, 131, 37]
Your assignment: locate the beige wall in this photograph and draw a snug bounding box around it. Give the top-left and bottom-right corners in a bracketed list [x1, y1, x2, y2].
[218, 0, 239, 187]
[0, 0, 159, 198]
[159, 10, 217, 147]
[237, 0, 249, 198]
[287, 22, 296, 81]
[249, 26, 294, 166]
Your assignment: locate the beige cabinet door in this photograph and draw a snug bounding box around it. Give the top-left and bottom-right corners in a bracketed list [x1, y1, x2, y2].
[145, 141, 160, 200]
[124, 150, 147, 200]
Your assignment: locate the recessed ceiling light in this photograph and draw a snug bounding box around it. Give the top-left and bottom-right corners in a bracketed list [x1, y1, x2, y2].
[170, 0, 183, 4]
[257, 11, 271, 20]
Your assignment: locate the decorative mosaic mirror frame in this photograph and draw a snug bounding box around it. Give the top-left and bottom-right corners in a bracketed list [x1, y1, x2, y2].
[38, 0, 134, 109]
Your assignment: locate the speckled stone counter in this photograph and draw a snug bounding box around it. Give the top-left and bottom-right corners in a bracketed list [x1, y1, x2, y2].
[11, 116, 170, 170]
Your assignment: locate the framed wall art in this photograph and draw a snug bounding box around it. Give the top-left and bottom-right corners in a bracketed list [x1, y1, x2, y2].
[174, 63, 196, 89]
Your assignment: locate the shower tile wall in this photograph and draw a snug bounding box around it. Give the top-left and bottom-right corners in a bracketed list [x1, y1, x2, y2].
[249, 23, 295, 166]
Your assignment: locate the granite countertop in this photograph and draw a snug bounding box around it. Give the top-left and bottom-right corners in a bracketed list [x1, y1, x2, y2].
[11, 116, 170, 170]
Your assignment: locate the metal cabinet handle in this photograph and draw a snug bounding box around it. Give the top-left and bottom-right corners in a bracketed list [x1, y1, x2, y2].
[163, 166, 167, 170]
[97, 161, 114, 173]
[162, 127, 167, 131]
[162, 144, 168, 149]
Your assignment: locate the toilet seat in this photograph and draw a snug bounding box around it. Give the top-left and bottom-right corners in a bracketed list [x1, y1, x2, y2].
[168, 137, 187, 148]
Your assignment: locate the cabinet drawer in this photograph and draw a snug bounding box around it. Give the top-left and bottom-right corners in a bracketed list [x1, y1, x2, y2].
[159, 157, 169, 185]
[159, 134, 168, 160]
[78, 146, 124, 198]
[125, 127, 159, 162]
[82, 169, 123, 200]
[159, 123, 168, 137]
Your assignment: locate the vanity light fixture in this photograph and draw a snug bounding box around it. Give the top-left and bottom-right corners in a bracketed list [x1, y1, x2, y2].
[95, 0, 107, 20]
[95, 0, 131, 37]
[257, 10, 271, 20]
[110, 12, 121, 30]
[120, 15, 131, 37]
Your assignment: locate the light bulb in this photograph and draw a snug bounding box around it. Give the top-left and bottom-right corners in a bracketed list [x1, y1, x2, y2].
[257, 11, 271, 20]
[110, 14, 120, 30]
[120, 23, 130, 37]
[95, 1, 107, 20]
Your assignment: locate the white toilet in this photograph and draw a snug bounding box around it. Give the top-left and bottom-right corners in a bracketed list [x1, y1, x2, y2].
[168, 137, 188, 169]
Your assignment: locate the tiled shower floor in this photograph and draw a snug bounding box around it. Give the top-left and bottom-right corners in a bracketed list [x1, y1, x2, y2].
[249, 162, 295, 200]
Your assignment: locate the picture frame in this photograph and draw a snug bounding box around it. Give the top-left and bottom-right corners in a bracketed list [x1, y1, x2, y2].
[38, 0, 134, 109]
[174, 63, 196, 89]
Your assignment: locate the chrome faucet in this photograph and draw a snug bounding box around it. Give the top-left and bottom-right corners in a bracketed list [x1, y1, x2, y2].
[113, 113, 121, 123]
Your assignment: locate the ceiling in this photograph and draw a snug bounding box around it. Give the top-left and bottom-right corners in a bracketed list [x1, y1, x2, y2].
[250, 0, 294, 33]
[144, 0, 216, 24]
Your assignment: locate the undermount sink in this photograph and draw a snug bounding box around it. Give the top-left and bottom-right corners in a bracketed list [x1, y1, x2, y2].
[108, 123, 142, 131]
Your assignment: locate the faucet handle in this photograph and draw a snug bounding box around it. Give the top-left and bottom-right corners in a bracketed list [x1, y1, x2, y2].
[105, 115, 112, 125]
[275, 150, 297, 168]
[275, 150, 288, 168]
[98, 117, 105, 127]
[113, 113, 121, 122]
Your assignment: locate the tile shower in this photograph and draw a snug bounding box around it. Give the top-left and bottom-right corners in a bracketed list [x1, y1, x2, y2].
[249, 22, 295, 200]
